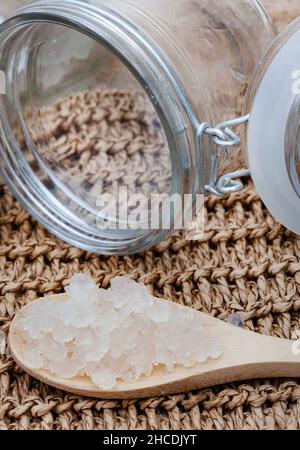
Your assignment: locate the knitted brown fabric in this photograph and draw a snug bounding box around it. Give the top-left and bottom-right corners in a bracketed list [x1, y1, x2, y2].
[2, 175, 300, 430]
[1, 2, 300, 431]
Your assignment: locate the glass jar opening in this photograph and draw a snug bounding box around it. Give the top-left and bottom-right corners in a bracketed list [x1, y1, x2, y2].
[0, 3, 195, 254]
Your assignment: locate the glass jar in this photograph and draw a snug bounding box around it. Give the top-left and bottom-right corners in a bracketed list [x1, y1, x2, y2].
[0, 0, 288, 255]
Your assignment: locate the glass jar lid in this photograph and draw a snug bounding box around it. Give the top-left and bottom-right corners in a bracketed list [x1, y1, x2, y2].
[247, 18, 300, 234]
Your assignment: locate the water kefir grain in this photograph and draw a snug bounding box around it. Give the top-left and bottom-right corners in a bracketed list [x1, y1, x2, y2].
[13, 274, 222, 389]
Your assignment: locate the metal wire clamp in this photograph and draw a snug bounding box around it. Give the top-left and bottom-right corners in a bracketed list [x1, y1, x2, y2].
[197, 114, 251, 197]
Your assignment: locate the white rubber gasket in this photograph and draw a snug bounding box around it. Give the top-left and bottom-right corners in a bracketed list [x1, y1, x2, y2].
[248, 27, 300, 234]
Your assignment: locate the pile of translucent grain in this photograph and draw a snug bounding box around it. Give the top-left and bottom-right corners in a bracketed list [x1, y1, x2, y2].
[14, 274, 222, 389]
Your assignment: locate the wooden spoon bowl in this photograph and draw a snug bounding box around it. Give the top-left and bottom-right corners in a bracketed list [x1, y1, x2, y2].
[9, 293, 300, 399]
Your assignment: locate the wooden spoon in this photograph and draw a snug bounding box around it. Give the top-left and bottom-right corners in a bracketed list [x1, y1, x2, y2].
[8, 293, 300, 399]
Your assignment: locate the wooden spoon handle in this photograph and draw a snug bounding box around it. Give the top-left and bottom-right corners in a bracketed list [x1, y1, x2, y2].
[199, 313, 300, 388]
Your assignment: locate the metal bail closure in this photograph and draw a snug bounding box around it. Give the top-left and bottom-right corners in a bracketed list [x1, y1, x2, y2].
[197, 114, 251, 197]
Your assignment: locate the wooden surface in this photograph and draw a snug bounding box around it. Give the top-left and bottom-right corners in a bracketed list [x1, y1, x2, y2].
[9, 294, 300, 399]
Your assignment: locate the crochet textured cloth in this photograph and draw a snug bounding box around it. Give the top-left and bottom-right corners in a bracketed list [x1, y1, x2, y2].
[1, 1, 300, 430]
